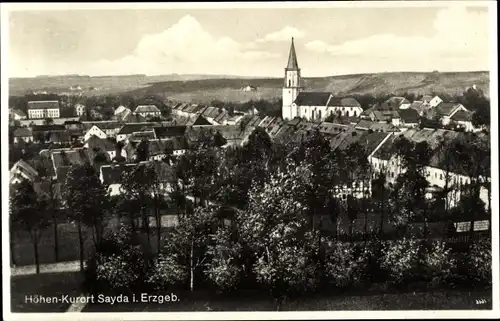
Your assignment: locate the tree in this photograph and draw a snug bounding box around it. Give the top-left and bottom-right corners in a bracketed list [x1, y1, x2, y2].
[10, 180, 50, 273]
[43, 118, 54, 125]
[120, 163, 154, 249]
[136, 139, 150, 162]
[164, 205, 218, 292]
[237, 167, 318, 310]
[205, 226, 243, 292]
[64, 163, 109, 270]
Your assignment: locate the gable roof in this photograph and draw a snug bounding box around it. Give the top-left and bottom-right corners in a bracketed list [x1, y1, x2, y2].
[11, 160, 39, 182]
[436, 103, 465, 117]
[85, 136, 116, 151]
[117, 123, 155, 135]
[100, 164, 137, 185]
[11, 109, 27, 117]
[153, 126, 188, 139]
[134, 105, 161, 113]
[27, 100, 60, 110]
[32, 124, 66, 132]
[128, 131, 156, 142]
[13, 127, 33, 137]
[385, 96, 410, 107]
[450, 110, 473, 122]
[294, 92, 332, 107]
[398, 108, 420, 124]
[339, 97, 362, 107]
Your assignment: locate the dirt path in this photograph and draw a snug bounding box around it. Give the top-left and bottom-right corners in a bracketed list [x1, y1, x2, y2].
[11, 260, 81, 276]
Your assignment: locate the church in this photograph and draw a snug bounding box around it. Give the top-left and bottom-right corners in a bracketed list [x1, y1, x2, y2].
[282, 38, 363, 121]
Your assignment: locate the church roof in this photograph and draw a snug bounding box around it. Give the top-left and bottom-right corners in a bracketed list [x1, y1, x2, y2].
[294, 92, 332, 106]
[286, 38, 299, 70]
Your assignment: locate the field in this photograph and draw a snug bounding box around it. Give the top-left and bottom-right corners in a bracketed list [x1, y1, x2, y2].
[9, 71, 489, 104]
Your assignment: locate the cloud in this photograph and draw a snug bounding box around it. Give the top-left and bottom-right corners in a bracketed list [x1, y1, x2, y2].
[304, 7, 489, 69]
[256, 26, 305, 43]
[79, 15, 280, 76]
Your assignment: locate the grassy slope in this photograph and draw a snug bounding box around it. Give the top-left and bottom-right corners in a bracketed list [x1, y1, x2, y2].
[9, 71, 489, 102]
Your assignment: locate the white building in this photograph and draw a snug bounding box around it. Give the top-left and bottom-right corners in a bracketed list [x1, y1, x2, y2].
[134, 105, 162, 118]
[10, 109, 27, 120]
[27, 100, 61, 119]
[74, 104, 86, 117]
[429, 96, 443, 108]
[281, 38, 362, 121]
[84, 125, 108, 141]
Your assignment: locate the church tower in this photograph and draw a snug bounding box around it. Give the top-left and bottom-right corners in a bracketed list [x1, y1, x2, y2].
[282, 37, 301, 120]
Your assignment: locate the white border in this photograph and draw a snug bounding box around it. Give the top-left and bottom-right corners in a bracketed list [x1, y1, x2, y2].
[2, 1, 498, 320]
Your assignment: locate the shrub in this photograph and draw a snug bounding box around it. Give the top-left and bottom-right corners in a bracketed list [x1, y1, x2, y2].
[423, 241, 456, 287]
[84, 224, 149, 294]
[468, 239, 492, 286]
[380, 238, 424, 285]
[324, 240, 366, 289]
[146, 254, 187, 291]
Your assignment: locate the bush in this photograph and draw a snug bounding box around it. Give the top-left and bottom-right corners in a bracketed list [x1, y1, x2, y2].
[423, 241, 456, 287]
[145, 254, 187, 291]
[452, 238, 492, 287]
[324, 240, 366, 289]
[380, 238, 424, 285]
[84, 224, 150, 294]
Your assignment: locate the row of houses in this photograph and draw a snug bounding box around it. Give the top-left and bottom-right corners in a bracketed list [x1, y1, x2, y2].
[360, 95, 481, 132]
[9, 101, 163, 122]
[170, 102, 250, 125]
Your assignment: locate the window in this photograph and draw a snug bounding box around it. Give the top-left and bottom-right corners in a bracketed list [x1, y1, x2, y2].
[288, 79, 291, 87]
[354, 111, 357, 117]
[440, 174, 443, 180]
[318, 110, 322, 119]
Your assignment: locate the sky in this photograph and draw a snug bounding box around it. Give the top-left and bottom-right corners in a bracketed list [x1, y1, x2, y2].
[7, 4, 491, 78]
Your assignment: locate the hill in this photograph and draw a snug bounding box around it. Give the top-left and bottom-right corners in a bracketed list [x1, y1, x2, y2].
[9, 71, 489, 103]
[126, 71, 490, 103]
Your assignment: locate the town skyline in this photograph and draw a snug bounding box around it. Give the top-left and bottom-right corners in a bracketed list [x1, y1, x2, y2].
[7, 5, 490, 78]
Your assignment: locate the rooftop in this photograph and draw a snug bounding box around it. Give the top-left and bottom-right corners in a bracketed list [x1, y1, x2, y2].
[27, 100, 60, 110]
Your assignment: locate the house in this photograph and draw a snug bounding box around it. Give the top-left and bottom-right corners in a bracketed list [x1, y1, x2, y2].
[114, 105, 130, 115]
[355, 120, 400, 132]
[27, 100, 61, 119]
[185, 114, 213, 126]
[10, 160, 39, 184]
[83, 121, 122, 137]
[242, 85, 258, 92]
[74, 104, 86, 117]
[398, 108, 420, 128]
[31, 125, 67, 143]
[10, 109, 27, 120]
[121, 111, 148, 123]
[421, 95, 433, 105]
[363, 102, 401, 126]
[13, 127, 34, 143]
[435, 103, 468, 125]
[409, 101, 430, 116]
[50, 148, 89, 182]
[116, 123, 155, 142]
[134, 105, 162, 118]
[153, 126, 188, 140]
[428, 96, 443, 108]
[99, 163, 138, 196]
[370, 128, 490, 209]
[47, 131, 73, 145]
[84, 125, 107, 141]
[84, 136, 119, 159]
[99, 161, 176, 196]
[127, 131, 156, 143]
[450, 110, 480, 132]
[385, 96, 411, 109]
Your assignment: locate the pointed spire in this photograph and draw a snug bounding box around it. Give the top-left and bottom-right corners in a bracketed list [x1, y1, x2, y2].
[286, 37, 299, 70]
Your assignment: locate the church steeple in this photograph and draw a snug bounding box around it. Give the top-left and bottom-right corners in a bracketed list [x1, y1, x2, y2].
[282, 37, 301, 120]
[286, 37, 299, 70]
